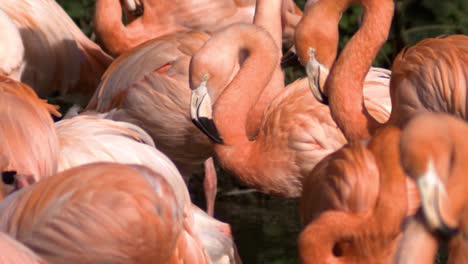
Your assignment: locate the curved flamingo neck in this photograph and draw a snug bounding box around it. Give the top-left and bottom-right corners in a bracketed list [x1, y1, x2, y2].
[246, 0, 285, 138]
[325, 0, 394, 141]
[299, 211, 368, 263]
[94, 0, 129, 56]
[368, 127, 408, 229]
[300, 128, 407, 263]
[213, 26, 278, 145]
[296, 0, 347, 68]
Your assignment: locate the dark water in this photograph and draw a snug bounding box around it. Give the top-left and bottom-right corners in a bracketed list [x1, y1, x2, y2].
[190, 172, 302, 264]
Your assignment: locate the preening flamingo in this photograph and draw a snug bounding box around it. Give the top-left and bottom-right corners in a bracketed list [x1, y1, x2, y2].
[299, 126, 414, 263]
[0, 163, 187, 263]
[189, 9, 391, 197]
[0, 76, 60, 199]
[0, 232, 45, 263]
[294, 0, 392, 111]
[0, 0, 112, 104]
[86, 0, 299, 215]
[297, 0, 466, 262]
[94, 0, 303, 56]
[395, 113, 468, 263]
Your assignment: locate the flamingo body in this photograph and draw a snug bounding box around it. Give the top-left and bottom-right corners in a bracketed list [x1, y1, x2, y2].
[0, 0, 112, 104]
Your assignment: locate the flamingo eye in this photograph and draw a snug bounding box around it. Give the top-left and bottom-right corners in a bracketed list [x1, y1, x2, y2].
[1, 171, 17, 185]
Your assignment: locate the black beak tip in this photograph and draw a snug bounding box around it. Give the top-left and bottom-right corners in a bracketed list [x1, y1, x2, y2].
[192, 118, 224, 144]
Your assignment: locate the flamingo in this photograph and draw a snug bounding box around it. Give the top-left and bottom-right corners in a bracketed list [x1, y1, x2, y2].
[298, 0, 467, 261]
[0, 162, 189, 263]
[86, 0, 301, 216]
[298, 126, 414, 263]
[94, 0, 303, 56]
[395, 113, 468, 263]
[0, 0, 112, 105]
[189, 1, 390, 198]
[0, 76, 60, 199]
[0, 232, 45, 263]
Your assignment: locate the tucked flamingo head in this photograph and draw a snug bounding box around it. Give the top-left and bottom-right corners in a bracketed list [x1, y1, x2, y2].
[400, 112, 464, 236]
[294, 0, 352, 103]
[188, 27, 242, 144]
[0, 76, 60, 199]
[189, 23, 276, 144]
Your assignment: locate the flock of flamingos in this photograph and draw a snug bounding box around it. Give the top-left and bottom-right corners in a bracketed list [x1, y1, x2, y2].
[0, 0, 466, 263]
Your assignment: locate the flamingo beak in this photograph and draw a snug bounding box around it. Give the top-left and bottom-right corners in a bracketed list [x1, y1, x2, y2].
[416, 163, 458, 236]
[122, 0, 144, 16]
[306, 47, 329, 105]
[190, 75, 223, 144]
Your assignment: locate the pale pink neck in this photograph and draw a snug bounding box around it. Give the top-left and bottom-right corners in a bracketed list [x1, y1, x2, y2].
[246, 0, 285, 138]
[325, 0, 394, 141]
[394, 217, 438, 264]
[213, 27, 278, 145]
[254, 0, 282, 55]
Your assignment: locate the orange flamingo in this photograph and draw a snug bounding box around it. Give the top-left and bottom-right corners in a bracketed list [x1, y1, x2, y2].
[395, 113, 468, 264]
[297, 0, 467, 262]
[0, 163, 190, 263]
[94, 0, 303, 56]
[298, 126, 416, 263]
[0, 0, 112, 105]
[86, 0, 300, 216]
[0, 76, 60, 199]
[0, 232, 45, 263]
[189, 2, 391, 198]
[294, 0, 391, 109]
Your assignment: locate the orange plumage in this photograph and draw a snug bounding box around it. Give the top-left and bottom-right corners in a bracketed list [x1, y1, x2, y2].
[0, 163, 184, 263]
[0, 76, 59, 199]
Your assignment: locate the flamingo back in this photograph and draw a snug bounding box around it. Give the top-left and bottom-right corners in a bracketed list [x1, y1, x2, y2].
[389, 34, 468, 126]
[300, 141, 380, 224]
[0, 163, 183, 264]
[55, 114, 190, 210]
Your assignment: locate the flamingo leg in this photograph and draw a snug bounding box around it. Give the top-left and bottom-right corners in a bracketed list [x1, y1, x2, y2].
[203, 157, 217, 216]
